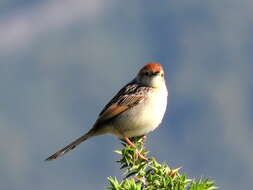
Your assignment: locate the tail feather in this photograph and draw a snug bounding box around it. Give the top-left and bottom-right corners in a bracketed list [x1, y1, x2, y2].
[45, 130, 95, 161]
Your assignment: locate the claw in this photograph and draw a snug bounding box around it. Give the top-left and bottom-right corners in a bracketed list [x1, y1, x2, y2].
[124, 137, 148, 161]
[136, 151, 148, 161]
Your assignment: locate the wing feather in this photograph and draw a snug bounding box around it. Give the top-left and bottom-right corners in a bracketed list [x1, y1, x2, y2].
[96, 81, 151, 124]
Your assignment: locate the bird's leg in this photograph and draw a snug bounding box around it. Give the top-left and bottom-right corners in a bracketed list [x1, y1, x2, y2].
[124, 137, 137, 148]
[124, 137, 148, 161]
[141, 135, 147, 142]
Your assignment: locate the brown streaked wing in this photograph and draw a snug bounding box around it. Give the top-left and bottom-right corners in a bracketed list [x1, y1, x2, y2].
[96, 82, 149, 124]
[97, 104, 129, 121]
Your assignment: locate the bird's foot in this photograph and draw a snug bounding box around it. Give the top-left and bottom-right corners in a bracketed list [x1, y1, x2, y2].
[136, 151, 148, 161]
[124, 136, 148, 161]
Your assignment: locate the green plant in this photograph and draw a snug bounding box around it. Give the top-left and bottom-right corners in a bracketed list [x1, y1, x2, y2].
[107, 137, 217, 190]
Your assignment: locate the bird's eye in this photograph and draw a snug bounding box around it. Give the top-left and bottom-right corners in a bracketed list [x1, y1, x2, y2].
[144, 72, 149, 76]
[161, 73, 164, 77]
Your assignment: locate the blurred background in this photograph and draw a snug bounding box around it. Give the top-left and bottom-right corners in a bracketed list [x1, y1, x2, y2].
[1, 0, 253, 189]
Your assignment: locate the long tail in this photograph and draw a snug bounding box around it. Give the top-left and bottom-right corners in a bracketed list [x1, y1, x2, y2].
[45, 129, 95, 161]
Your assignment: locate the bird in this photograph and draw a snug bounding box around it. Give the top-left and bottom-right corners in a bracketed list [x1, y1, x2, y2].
[45, 62, 168, 161]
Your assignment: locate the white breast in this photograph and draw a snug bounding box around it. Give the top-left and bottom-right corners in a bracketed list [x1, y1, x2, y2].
[112, 86, 168, 138]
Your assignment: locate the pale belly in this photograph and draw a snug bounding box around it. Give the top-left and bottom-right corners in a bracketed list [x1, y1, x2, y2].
[111, 89, 168, 138]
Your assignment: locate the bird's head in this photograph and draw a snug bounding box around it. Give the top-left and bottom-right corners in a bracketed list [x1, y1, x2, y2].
[136, 62, 166, 88]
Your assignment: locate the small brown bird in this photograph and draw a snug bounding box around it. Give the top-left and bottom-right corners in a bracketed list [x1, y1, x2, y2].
[45, 62, 168, 161]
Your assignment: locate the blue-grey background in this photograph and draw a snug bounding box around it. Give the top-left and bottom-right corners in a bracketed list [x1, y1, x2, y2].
[1, 1, 252, 190]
